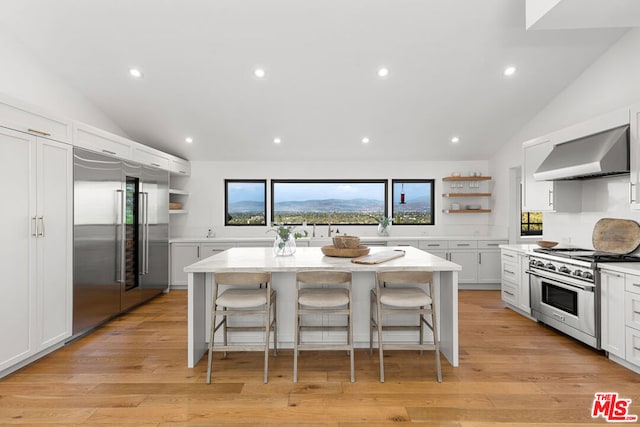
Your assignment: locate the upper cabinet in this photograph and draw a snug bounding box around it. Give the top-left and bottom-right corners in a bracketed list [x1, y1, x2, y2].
[0, 94, 72, 144]
[170, 155, 191, 176]
[73, 122, 133, 160]
[522, 136, 557, 212]
[133, 144, 170, 170]
[630, 103, 640, 209]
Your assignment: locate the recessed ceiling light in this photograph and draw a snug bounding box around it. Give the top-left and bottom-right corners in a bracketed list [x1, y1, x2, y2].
[254, 68, 266, 79]
[129, 68, 143, 79]
[377, 67, 389, 78]
[451, 136, 460, 143]
[185, 137, 193, 144]
[362, 137, 370, 144]
[503, 66, 517, 77]
[273, 137, 281, 144]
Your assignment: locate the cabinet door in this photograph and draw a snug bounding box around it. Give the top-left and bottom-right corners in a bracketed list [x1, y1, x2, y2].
[0, 127, 36, 371]
[631, 103, 640, 209]
[522, 137, 555, 212]
[73, 122, 132, 160]
[36, 138, 73, 349]
[477, 249, 501, 284]
[170, 243, 200, 288]
[201, 243, 235, 258]
[600, 270, 625, 358]
[0, 95, 72, 144]
[518, 253, 531, 314]
[449, 250, 477, 283]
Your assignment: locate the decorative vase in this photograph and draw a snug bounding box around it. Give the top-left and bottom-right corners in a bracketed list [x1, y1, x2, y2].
[273, 234, 296, 256]
[377, 223, 390, 236]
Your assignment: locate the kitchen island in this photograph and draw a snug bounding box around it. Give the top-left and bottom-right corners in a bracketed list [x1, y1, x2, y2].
[185, 246, 462, 368]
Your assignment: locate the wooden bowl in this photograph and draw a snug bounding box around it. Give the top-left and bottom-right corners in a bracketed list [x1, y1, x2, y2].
[536, 240, 558, 248]
[321, 245, 370, 258]
[332, 235, 361, 249]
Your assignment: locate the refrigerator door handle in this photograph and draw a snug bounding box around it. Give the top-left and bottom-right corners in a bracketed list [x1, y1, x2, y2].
[116, 189, 125, 283]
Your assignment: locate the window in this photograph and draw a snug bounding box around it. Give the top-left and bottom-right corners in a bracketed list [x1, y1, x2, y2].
[391, 179, 435, 225]
[225, 180, 267, 226]
[521, 211, 543, 236]
[271, 180, 387, 225]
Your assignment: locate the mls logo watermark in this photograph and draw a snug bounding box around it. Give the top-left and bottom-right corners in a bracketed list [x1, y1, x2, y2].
[592, 392, 638, 422]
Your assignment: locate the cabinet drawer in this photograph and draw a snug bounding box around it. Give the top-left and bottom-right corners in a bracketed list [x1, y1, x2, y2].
[236, 240, 272, 248]
[502, 260, 519, 284]
[134, 145, 170, 170]
[419, 240, 448, 250]
[0, 96, 72, 143]
[626, 326, 640, 367]
[74, 123, 132, 159]
[626, 291, 640, 330]
[170, 157, 191, 176]
[449, 240, 477, 249]
[200, 243, 234, 257]
[478, 240, 508, 249]
[387, 240, 418, 247]
[626, 274, 640, 295]
[501, 282, 518, 305]
[501, 249, 518, 261]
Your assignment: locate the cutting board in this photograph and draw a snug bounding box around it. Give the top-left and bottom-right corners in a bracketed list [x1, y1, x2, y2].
[592, 218, 640, 254]
[351, 249, 405, 265]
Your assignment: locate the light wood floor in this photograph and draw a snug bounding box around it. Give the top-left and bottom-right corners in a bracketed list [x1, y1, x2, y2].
[1, 290, 638, 426]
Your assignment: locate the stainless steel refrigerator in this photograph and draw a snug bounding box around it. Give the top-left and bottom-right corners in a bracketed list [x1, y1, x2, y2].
[72, 148, 169, 337]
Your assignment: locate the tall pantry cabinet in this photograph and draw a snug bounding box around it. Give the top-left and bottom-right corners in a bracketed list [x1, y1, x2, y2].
[0, 125, 72, 374]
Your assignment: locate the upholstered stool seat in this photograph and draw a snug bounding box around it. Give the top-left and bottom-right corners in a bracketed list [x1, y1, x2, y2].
[378, 287, 432, 307]
[298, 288, 350, 307]
[216, 288, 269, 308]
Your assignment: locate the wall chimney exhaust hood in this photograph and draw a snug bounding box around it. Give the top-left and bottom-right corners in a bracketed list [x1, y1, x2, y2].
[533, 125, 629, 181]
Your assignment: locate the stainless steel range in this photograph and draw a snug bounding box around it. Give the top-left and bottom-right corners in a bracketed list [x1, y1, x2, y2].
[528, 248, 640, 350]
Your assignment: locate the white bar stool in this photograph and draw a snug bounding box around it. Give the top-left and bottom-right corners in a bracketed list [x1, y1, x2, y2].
[294, 270, 354, 383]
[206, 271, 277, 384]
[370, 270, 442, 383]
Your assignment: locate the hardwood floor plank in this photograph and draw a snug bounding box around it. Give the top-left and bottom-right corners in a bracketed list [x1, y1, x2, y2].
[0, 289, 638, 426]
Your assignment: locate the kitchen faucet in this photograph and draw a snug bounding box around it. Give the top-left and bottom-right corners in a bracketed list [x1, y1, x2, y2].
[328, 223, 334, 237]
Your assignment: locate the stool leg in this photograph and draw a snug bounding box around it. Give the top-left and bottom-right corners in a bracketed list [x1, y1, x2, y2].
[272, 290, 278, 356]
[293, 299, 299, 383]
[263, 286, 272, 384]
[206, 283, 219, 384]
[419, 307, 424, 356]
[376, 290, 385, 383]
[223, 307, 228, 359]
[369, 290, 374, 357]
[349, 299, 355, 383]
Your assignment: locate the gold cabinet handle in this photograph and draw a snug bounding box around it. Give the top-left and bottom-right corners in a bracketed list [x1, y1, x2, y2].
[27, 128, 51, 137]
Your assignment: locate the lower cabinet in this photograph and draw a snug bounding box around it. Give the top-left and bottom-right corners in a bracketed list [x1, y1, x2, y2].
[170, 242, 234, 289]
[600, 270, 625, 359]
[500, 249, 531, 315]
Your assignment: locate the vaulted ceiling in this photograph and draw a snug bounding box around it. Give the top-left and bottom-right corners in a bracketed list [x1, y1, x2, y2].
[0, 0, 631, 161]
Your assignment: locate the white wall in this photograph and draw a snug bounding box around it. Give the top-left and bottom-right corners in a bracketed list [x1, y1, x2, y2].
[0, 29, 125, 136]
[170, 160, 505, 239]
[489, 27, 640, 245]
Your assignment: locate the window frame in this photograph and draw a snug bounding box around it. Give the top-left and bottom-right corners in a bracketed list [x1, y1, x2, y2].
[224, 179, 267, 226]
[521, 211, 543, 236]
[391, 179, 435, 226]
[270, 179, 388, 225]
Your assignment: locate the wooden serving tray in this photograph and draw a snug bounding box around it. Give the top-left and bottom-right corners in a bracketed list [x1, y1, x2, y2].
[321, 245, 370, 258]
[351, 249, 406, 265]
[592, 218, 640, 254]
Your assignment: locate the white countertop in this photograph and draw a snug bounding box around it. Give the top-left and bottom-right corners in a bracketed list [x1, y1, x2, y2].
[598, 262, 640, 275]
[171, 235, 508, 244]
[184, 246, 462, 273]
[499, 244, 539, 254]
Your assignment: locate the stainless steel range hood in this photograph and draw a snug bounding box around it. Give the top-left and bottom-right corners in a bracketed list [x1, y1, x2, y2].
[533, 125, 629, 181]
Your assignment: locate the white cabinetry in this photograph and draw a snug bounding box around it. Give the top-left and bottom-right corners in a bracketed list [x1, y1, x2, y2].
[133, 144, 170, 170]
[0, 127, 72, 376]
[477, 240, 502, 284]
[73, 122, 133, 160]
[630, 103, 640, 209]
[0, 94, 72, 144]
[170, 156, 191, 176]
[500, 249, 531, 315]
[625, 274, 640, 369]
[170, 242, 235, 289]
[600, 270, 625, 359]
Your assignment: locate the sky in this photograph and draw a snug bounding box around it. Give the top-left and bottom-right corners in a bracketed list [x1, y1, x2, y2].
[392, 182, 432, 204]
[273, 182, 385, 202]
[227, 181, 265, 204]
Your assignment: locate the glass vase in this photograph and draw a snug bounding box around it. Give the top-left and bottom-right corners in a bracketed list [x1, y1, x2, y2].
[273, 235, 296, 256]
[377, 223, 390, 236]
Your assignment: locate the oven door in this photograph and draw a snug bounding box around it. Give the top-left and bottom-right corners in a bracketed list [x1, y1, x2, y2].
[529, 270, 598, 348]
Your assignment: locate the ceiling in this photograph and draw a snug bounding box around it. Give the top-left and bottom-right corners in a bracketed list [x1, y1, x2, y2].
[0, 0, 631, 161]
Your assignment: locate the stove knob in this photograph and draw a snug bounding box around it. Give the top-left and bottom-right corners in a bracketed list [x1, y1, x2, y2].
[529, 259, 537, 266]
[573, 270, 583, 277]
[545, 263, 556, 271]
[559, 266, 570, 274]
[536, 261, 545, 267]
[583, 271, 594, 280]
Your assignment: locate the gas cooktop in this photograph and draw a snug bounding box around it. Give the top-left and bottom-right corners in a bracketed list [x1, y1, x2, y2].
[533, 247, 640, 263]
